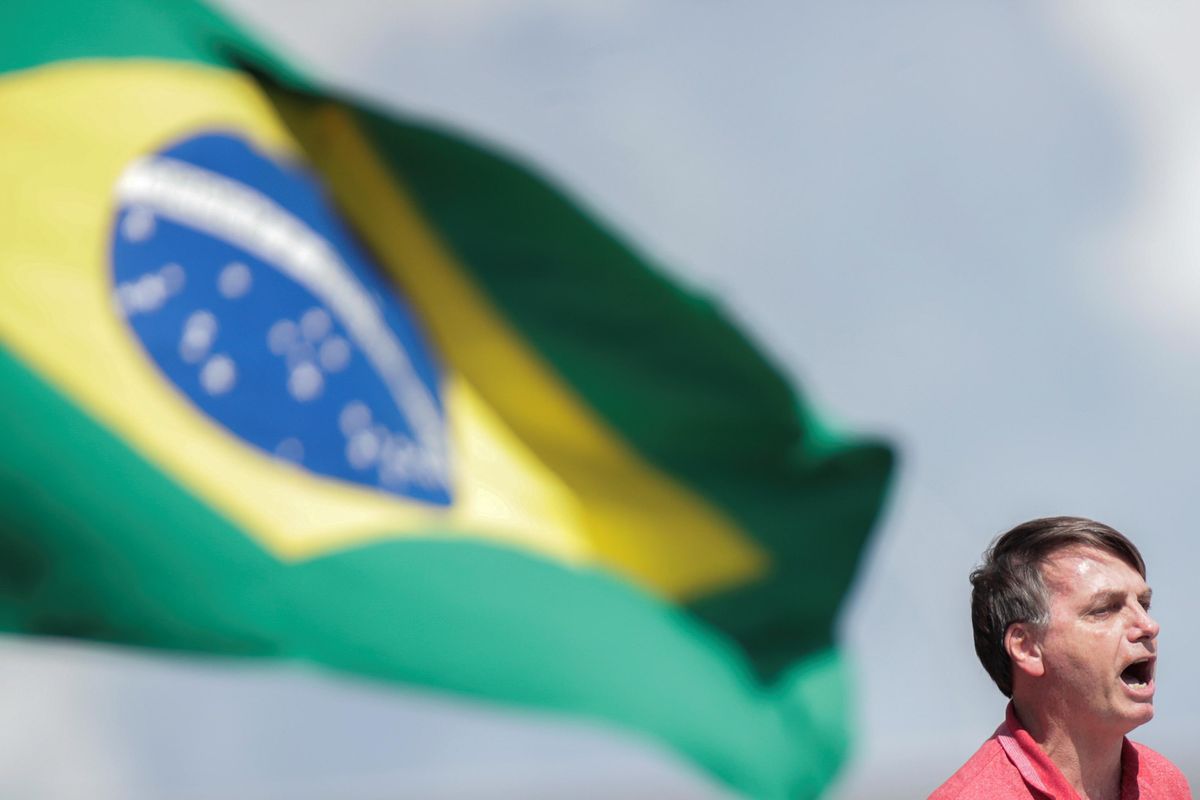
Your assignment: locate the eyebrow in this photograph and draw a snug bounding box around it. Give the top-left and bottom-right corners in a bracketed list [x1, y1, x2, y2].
[1086, 587, 1153, 606]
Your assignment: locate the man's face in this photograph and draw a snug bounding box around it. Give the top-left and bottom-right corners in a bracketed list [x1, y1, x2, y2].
[1036, 545, 1158, 736]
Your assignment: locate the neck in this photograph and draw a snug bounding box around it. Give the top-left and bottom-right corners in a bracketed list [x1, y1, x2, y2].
[1011, 699, 1125, 800]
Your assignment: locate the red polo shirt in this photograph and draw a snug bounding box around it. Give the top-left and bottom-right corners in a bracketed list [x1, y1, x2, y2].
[929, 705, 1191, 799]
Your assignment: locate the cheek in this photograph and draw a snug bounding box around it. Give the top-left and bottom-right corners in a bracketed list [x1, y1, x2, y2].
[1048, 627, 1118, 669]
[1070, 630, 1123, 674]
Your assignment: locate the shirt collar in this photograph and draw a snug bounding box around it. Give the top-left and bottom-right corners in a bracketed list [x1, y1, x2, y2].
[995, 703, 1139, 800]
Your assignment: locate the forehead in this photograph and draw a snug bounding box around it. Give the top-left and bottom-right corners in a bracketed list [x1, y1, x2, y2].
[1040, 544, 1147, 597]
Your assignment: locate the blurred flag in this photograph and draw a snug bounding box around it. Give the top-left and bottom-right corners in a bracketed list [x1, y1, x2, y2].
[0, 1, 892, 797]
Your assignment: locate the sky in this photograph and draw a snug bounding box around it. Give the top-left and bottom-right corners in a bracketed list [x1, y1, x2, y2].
[5, 1, 1200, 798]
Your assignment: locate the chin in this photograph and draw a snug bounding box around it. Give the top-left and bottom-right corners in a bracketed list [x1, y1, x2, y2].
[1117, 703, 1155, 734]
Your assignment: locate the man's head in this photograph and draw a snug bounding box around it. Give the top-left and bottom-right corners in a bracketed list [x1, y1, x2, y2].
[971, 517, 1158, 733]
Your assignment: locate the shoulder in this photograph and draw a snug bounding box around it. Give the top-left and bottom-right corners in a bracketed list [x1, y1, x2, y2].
[1129, 741, 1192, 797]
[928, 736, 1030, 800]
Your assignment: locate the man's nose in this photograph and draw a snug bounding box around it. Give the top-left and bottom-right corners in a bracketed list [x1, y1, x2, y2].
[1130, 606, 1160, 641]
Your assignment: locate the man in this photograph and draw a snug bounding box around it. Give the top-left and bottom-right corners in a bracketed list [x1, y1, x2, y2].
[930, 516, 1191, 799]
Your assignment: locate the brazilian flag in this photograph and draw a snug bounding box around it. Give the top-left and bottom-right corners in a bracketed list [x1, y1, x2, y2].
[0, 1, 893, 797]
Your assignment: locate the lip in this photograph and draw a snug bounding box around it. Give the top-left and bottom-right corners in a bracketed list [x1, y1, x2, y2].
[1118, 656, 1157, 702]
[1121, 676, 1156, 702]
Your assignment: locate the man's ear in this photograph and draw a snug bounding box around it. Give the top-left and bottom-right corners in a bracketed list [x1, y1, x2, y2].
[1005, 622, 1045, 679]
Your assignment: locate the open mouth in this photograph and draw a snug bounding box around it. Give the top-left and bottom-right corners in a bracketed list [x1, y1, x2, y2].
[1120, 657, 1155, 689]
